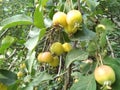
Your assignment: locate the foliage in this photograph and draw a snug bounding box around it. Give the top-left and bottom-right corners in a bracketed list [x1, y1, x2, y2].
[0, 0, 120, 90]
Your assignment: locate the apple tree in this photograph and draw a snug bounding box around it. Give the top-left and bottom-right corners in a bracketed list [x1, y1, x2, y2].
[0, 0, 120, 90]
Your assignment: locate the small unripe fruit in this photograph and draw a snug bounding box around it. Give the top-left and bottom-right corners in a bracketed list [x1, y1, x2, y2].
[94, 65, 115, 86]
[74, 79, 79, 83]
[50, 42, 64, 56]
[17, 71, 23, 77]
[49, 56, 59, 67]
[53, 12, 67, 27]
[96, 24, 106, 32]
[56, 76, 63, 82]
[105, 8, 108, 11]
[57, 78, 61, 81]
[62, 43, 72, 52]
[37, 52, 53, 63]
[20, 63, 26, 69]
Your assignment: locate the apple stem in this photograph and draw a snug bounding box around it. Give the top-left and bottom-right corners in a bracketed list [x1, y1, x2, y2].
[98, 53, 103, 65]
[95, 52, 103, 68]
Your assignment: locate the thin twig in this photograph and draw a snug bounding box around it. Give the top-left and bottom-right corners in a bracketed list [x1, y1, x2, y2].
[98, 53, 103, 65]
[8, 58, 17, 70]
[54, 70, 68, 79]
[0, 29, 8, 39]
[77, 0, 83, 14]
[42, 37, 48, 52]
[77, 0, 80, 11]
[7, 49, 16, 59]
[73, 40, 78, 48]
[64, 65, 71, 90]
[95, 52, 101, 67]
[7, 49, 17, 70]
[106, 36, 115, 58]
[112, 18, 120, 28]
[57, 55, 62, 76]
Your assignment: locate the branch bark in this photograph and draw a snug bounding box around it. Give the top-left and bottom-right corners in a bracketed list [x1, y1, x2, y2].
[64, 65, 71, 90]
[106, 36, 115, 58]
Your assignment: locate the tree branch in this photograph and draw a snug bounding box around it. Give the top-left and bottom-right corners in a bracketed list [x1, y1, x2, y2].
[106, 36, 115, 58]
[77, 0, 83, 14]
[0, 29, 9, 39]
[64, 65, 71, 90]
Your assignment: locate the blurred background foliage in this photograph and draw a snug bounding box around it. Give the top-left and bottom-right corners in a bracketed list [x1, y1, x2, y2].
[0, 0, 120, 89]
[0, 0, 34, 69]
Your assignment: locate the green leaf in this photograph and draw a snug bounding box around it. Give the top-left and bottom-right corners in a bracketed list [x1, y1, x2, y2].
[23, 71, 52, 90]
[25, 27, 40, 51]
[103, 57, 120, 90]
[8, 81, 19, 90]
[44, 18, 52, 27]
[0, 69, 17, 85]
[31, 71, 52, 86]
[39, 28, 46, 40]
[25, 27, 46, 51]
[34, 6, 45, 28]
[22, 85, 33, 90]
[0, 59, 4, 66]
[25, 36, 39, 51]
[71, 26, 96, 41]
[48, 8, 55, 20]
[25, 27, 46, 74]
[40, 0, 49, 7]
[100, 18, 115, 31]
[71, 72, 82, 78]
[99, 32, 106, 48]
[86, 0, 99, 11]
[0, 36, 16, 54]
[0, 14, 33, 30]
[65, 49, 89, 68]
[27, 51, 35, 74]
[86, 41, 97, 55]
[80, 62, 92, 74]
[70, 74, 96, 90]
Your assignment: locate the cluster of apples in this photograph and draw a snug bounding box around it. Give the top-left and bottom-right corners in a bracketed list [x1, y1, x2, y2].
[37, 42, 72, 67]
[53, 10, 82, 35]
[37, 10, 83, 67]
